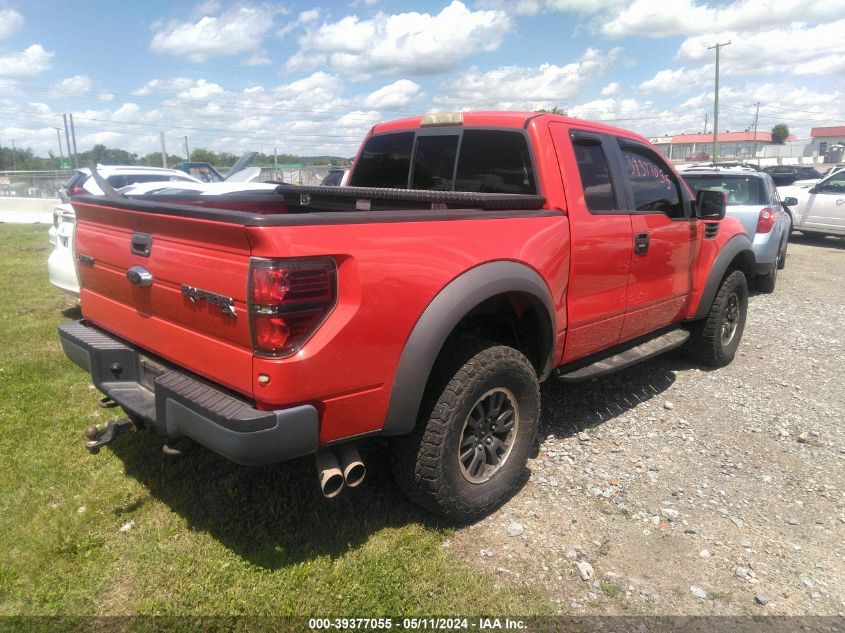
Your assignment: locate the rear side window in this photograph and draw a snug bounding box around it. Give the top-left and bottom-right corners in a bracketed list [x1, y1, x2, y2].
[573, 142, 616, 212]
[683, 175, 765, 206]
[350, 132, 414, 188]
[412, 135, 459, 190]
[454, 130, 536, 194]
[621, 148, 683, 217]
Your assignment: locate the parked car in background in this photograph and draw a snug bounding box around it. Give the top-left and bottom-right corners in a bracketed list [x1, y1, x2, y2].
[175, 152, 259, 183]
[682, 166, 790, 292]
[687, 162, 761, 172]
[687, 151, 711, 161]
[48, 166, 201, 295]
[777, 169, 845, 239]
[790, 165, 845, 188]
[762, 165, 823, 186]
[320, 168, 351, 186]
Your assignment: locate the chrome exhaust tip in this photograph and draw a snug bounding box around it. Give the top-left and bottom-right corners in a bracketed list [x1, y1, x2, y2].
[315, 450, 345, 498]
[337, 443, 366, 488]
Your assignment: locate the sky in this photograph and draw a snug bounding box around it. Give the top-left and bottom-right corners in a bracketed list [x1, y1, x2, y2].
[0, 0, 844, 159]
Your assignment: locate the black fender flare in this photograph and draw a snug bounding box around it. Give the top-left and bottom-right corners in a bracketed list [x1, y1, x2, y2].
[382, 261, 555, 436]
[692, 234, 755, 321]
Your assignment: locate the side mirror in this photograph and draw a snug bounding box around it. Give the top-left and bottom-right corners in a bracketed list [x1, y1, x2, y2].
[782, 197, 798, 206]
[695, 189, 726, 219]
[808, 185, 820, 194]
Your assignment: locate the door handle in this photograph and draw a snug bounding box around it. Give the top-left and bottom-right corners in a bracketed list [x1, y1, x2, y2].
[634, 232, 650, 254]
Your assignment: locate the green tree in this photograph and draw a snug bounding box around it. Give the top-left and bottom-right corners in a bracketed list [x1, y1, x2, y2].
[535, 106, 567, 115]
[771, 123, 790, 145]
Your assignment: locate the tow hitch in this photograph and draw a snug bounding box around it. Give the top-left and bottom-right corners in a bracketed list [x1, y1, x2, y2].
[84, 418, 135, 454]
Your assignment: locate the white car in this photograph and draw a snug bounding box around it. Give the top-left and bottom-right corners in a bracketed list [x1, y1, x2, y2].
[48, 166, 201, 295]
[778, 169, 845, 238]
[119, 180, 276, 196]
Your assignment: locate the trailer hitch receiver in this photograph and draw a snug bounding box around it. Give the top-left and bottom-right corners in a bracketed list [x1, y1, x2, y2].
[84, 418, 135, 454]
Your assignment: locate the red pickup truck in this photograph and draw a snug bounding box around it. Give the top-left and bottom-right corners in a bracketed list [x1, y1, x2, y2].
[60, 111, 754, 521]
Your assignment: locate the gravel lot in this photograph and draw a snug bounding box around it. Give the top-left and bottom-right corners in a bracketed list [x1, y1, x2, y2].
[449, 235, 845, 615]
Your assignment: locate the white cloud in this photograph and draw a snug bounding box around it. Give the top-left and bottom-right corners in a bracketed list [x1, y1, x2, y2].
[0, 9, 24, 39]
[111, 103, 142, 122]
[639, 66, 712, 94]
[476, 0, 624, 16]
[54, 75, 93, 96]
[99, 92, 115, 101]
[0, 44, 53, 78]
[245, 50, 271, 65]
[277, 8, 320, 39]
[677, 20, 845, 78]
[132, 77, 196, 96]
[434, 48, 620, 109]
[601, 82, 620, 96]
[150, 4, 281, 62]
[364, 80, 422, 108]
[288, 1, 512, 75]
[602, 0, 845, 38]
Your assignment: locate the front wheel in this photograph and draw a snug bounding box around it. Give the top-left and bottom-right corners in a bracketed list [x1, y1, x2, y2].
[390, 341, 540, 522]
[687, 270, 748, 367]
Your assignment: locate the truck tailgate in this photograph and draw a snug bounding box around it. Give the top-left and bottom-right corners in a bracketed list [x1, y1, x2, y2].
[72, 198, 255, 398]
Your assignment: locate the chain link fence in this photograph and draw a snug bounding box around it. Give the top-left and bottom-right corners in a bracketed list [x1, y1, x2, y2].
[0, 170, 72, 199]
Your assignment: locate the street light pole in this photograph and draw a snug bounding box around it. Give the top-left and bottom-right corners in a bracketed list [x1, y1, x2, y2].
[708, 40, 731, 164]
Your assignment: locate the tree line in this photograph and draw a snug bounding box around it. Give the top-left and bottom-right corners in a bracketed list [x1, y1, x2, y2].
[0, 143, 348, 171]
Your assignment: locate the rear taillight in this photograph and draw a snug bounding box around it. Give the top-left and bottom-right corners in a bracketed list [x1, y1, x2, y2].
[249, 257, 337, 357]
[756, 207, 777, 233]
[68, 185, 86, 196]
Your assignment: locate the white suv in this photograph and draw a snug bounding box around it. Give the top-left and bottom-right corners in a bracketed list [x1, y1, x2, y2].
[48, 166, 200, 295]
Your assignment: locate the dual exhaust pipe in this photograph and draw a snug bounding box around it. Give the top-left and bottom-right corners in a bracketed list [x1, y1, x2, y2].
[316, 443, 366, 498]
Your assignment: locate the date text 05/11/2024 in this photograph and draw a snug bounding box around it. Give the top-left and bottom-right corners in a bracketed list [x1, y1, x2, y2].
[307, 617, 528, 630]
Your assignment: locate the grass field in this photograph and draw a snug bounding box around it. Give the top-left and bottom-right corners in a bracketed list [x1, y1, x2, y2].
[0, 224, 550, 616]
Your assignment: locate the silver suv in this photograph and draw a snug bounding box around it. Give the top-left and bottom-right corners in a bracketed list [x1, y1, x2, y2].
[682, 166, 791, 293]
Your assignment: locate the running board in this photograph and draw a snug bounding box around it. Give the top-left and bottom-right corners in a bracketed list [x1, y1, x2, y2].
[556, 328, 690, 382]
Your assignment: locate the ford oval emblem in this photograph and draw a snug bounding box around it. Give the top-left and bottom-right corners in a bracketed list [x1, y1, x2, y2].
[126, 266, 153, 288]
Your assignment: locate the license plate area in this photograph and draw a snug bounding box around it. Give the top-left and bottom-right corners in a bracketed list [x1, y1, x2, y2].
[139, 356, 167, 392]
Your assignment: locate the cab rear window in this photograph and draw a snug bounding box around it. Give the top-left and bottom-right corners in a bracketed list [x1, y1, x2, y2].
[351, 129, 536, 194]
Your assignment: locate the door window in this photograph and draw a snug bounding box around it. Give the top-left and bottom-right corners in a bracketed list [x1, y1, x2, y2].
[573, 141, 616, 212]
[818, 173, 845, 193]
[620, 146, 684, 218]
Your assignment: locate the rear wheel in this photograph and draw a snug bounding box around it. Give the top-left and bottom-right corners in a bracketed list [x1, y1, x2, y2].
[776, 235, 788, 270]
[754, 262, 778, 293]
[390, 340, 540, 522]
[687, 270, 748, 367]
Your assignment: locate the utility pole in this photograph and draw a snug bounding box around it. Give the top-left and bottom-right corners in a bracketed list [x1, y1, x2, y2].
[62, 114, 72, 170]
[751, 101, 760, 164]
[708, 40, 731, 164]
[184, 135, 190, 160]
[69, 113, 79, 168]
[159, 132, 167, 168]
[53, 127, 64, 166]
[703, 112, 708, 135]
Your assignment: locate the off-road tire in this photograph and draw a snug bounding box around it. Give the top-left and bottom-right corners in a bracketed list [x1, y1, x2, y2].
[390, 340, 540, 522]
[754, 263, 777, 293]
[687, 270, 748, 367]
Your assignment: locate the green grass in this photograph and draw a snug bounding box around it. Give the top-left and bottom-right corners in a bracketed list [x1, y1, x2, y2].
[0, 225, 551, 616]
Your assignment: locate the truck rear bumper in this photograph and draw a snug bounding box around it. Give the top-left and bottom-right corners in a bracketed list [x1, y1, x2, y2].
[58, 320, 319, 465]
